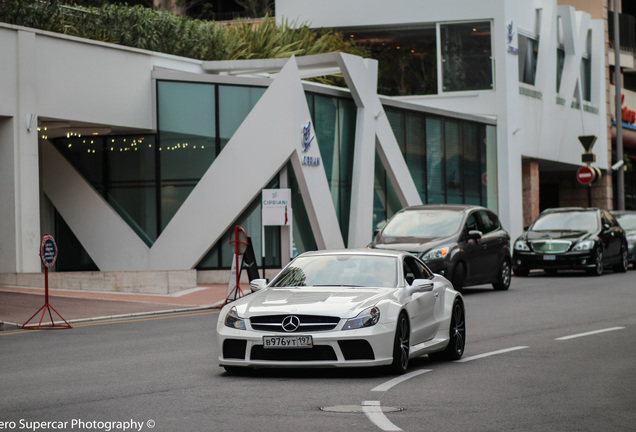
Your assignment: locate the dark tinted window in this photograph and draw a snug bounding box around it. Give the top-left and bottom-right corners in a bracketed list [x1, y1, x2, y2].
[478, 210, 499, 234]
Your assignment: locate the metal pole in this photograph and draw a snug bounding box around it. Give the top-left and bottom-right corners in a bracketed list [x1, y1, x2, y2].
[614, 0, 625, 210]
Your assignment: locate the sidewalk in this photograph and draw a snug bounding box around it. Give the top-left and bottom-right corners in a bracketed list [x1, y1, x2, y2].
[0, 283, 242, 331]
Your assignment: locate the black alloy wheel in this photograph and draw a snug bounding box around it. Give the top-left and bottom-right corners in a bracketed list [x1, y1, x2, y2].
[493, 258, 511, 291]
[586, 247, 604, 276]
[390, 313, 410, 374]
[613, 245, 629, 273]
[429, 298, 466, 361]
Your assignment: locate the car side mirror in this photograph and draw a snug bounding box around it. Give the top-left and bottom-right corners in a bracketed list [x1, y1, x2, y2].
[407, 279, 434, 296]
[250, 279, 267, 292]
[467, 230, 482, 240]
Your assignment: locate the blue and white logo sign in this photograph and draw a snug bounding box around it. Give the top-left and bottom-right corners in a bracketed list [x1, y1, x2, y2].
[507, 20, 518, 55]
[301, 121, 320, 167]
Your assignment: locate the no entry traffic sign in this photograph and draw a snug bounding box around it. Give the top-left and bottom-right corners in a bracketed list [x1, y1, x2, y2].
[576, 166, 597, 185]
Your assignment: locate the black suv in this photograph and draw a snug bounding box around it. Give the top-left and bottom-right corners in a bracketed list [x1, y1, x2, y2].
[368, 204, 511, 292]
[513, 207, 629, 276]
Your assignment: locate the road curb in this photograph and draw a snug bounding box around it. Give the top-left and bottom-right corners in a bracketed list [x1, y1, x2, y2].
[0, 301, 224, 332]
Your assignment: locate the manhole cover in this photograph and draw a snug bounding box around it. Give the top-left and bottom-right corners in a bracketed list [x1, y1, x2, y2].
[320, 405, 404, 413]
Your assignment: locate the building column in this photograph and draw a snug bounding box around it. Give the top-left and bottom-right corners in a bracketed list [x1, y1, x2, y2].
[522, 159, 540, 227]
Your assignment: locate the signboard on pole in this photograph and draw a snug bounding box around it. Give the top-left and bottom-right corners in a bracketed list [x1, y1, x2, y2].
[262, 189, 291, 226]
[40, 234, 58, 268]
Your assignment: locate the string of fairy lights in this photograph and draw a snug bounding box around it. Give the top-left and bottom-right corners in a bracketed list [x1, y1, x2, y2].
[39, 127, 209, 153]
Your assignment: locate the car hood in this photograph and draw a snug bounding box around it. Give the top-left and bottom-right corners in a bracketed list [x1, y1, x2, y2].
[372, 236, 452, 253]
[233, 287, 396, 318]
[524, 230, 593, 242]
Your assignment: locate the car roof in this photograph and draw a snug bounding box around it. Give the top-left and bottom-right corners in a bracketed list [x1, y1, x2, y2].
[399, 204, 486, 213]
[540, 207, 601, 214]
[297, 248, 412, 260]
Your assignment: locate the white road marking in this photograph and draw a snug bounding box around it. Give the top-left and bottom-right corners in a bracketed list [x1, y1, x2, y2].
[555, 327, 625, 341]
[362, 401, 402, 432]
[371, 369, 432, 392]
[454, 346, 529, 363]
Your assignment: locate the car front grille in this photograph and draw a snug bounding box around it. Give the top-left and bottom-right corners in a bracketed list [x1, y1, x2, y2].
[250, 315, 341, 333]
[250, 345, 337, 361]
[530, 240, 571, 253]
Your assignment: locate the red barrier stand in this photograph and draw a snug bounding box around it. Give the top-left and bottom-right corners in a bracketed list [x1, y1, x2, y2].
[22, 234, 72, 329]
[224, 226, 248, 306]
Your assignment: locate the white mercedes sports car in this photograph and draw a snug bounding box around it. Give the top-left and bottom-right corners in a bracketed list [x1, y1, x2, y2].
[216, 249, 465, 374]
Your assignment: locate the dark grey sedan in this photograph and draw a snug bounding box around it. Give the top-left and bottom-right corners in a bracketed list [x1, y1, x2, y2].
[368, 204, 511, 292]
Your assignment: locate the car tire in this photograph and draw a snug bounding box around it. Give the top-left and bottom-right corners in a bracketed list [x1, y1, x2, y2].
[450, 262, 465, 292]
[389, 313, 410, 375]
[513, 266, 529, 277]
[586, 247, 604, 276]
[429, 298, 466, 361]
[613, 245, 629, 273]
[492, 258, 511, 291]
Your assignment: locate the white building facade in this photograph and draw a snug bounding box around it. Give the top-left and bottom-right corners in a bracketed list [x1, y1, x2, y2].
[278, 0, 610, 227]
[0, 0, 607, 292]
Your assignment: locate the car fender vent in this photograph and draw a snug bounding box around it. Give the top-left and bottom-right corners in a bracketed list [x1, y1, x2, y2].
[223, 339, 247, 359]
[338, 340, 375, 360]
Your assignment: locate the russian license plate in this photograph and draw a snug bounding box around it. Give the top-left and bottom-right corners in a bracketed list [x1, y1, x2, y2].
[543, 255, 556, 261]
[263, 335, 313, 349]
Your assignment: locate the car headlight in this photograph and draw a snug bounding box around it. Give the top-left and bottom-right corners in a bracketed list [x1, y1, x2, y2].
[514, 240, 530, 251]
[572, 240, 595, 251]
[422, 247, 449, 261]
[224, 306, 246, 330]
[342, 306, 380, 330]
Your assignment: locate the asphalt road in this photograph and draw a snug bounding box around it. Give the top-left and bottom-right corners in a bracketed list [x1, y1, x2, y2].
[1, 271, 634, 432]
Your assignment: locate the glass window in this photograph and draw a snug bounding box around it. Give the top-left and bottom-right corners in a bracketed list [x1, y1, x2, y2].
[347, 27, 438, 96]
[445, 119, 463, 203]
[382, 209, 464, 238]
[440, 21, 493, 92]
[373, 151, 402, 230]
[52, 136, 104, 194]
[580, 56, 591, 102]
[219, 85, 266, 151]
[462, 122, 482, 205]
[406, 112, 427, 201]
[518, 34, 539, 85]
[308, 94, 356, 244]
[426, 116, 445, 203]
[477, 210, 497, 234]
[107, 136, 157, 245]
[157, 81, 217, 231]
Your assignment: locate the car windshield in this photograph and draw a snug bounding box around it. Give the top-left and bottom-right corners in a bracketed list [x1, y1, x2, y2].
[381, 210, 463, 238]
[269, 254, 398, 288]
[615, 214, 636, 230]
[531, 212, 599, 231]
